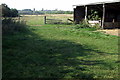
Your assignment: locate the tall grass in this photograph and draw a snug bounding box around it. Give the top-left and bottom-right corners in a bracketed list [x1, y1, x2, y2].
[2, 18, 28, 34]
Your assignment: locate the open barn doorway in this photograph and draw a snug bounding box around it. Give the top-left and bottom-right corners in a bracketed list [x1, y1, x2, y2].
[73, 2, 120, 29]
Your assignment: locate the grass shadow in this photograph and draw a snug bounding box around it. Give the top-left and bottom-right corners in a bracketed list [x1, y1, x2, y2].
[2, 25, 118, 79]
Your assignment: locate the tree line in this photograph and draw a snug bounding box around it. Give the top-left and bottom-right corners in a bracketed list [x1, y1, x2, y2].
[19, 9, 73, 15]
[1, 4, 19, 17]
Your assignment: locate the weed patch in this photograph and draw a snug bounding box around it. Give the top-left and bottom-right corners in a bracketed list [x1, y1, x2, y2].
[2, 18, 28, 35]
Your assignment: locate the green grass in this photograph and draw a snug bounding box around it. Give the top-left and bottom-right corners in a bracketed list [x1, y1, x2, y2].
[21, 16, 44, 25]
[3, 16, 120, 79]
[2, 18, 27, 34]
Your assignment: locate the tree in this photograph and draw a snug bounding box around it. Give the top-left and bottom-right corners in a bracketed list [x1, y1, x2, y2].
[88, 10, 100, 20]
[11, 9, 18, 17]
[2, 4, 11, 17]
[1, 4, 18, 17]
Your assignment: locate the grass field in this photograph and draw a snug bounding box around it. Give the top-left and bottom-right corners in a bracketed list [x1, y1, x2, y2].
[21, 14, 73, 25]
[3, 15, 120, 79]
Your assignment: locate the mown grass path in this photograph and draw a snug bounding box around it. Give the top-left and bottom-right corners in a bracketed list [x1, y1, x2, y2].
[3, 24, 119, 79]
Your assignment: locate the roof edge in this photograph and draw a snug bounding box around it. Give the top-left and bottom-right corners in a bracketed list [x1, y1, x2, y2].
[73, 1, 120, 6]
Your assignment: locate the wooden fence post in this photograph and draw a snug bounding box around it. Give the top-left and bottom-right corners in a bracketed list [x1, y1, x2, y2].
[44, 16, 46, 24]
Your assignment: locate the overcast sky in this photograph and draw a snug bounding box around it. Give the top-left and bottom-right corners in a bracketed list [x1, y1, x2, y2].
[0, 0, 119, 11]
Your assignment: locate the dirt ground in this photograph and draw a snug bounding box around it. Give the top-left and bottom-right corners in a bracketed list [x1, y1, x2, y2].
[98, 29, 120, 36]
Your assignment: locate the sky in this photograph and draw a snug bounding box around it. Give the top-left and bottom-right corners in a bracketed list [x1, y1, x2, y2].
[0, 0, 119, 11]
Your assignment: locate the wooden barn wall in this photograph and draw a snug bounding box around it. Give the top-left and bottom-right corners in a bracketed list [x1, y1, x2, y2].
[104, 22, 120, 28]
[74, 6, 85, 24]
[104, 3, 120, 28]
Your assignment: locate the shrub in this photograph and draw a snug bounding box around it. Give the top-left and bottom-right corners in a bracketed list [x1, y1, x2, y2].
[88, 10, 101, 20]
[91, 23, 101, 29]
[75, 20, 90, 29]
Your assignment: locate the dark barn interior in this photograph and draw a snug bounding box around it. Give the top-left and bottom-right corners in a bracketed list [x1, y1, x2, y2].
[74, 2, 120, 29]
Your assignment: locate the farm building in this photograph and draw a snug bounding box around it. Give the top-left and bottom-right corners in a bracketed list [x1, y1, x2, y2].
[73, 0, 120, 28]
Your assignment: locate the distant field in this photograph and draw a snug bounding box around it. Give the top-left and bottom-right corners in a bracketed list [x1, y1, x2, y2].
[20, 14, 73, 25]
[21, 14, 73, 17]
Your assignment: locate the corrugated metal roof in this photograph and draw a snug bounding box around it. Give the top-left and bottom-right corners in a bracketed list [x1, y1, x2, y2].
[73, 0, 120, 6]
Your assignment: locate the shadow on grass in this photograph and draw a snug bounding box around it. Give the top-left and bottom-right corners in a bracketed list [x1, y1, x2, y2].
[2, 26, 117, 79]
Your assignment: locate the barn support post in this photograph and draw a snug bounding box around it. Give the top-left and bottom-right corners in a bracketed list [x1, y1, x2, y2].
[102, 4, 105, 29]
[73, 8, 76, 23]
[85, 5, 88, 22]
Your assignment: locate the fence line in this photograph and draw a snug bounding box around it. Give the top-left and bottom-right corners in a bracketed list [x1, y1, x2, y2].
[44, 15, 73, 24]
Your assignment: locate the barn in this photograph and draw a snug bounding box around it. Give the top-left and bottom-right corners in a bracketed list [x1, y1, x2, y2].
[73, 0, 120, 29]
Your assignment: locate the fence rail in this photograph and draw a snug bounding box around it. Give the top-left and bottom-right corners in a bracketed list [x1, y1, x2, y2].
[44, 15, 73, 24]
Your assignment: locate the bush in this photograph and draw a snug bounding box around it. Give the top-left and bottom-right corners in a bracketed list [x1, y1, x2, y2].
[75, 20, 90, 29]
[2, 18, 28, 34]
[91, 23, 101, 29]
[88, 10, 101, 20]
